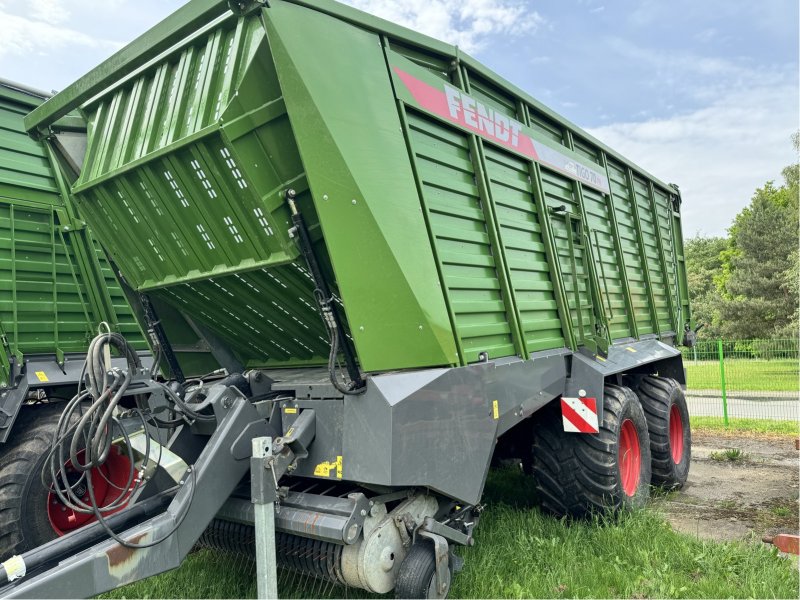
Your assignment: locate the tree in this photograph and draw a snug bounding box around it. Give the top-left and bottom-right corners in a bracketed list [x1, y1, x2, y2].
[715, 136, 799, 339]
[684, 235, 728, 339]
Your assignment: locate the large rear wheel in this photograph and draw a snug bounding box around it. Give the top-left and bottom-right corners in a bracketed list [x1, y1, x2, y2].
[632, 376, 691, 489]
[531, 384, 652, 517]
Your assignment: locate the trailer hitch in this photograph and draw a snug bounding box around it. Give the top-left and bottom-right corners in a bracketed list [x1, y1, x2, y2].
[0, 387, 278, 599]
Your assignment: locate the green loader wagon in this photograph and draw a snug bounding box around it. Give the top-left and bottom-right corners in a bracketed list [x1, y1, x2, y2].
[2, 1, 696, 597]
[0, 79, 149, 552]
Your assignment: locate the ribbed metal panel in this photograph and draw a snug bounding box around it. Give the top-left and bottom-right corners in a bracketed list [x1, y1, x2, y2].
[0, 91, 60, 205]
[0, 202, 91, 354]
[653, 188, 680, 330]
[483, 145, 565, 352]
[540, 168, 595, 345]
[0, 82, 146, 387]
[70, 18, 326, 368]
[607, 159, 655, 334]
[153, 263, 329, 366]
[407, 110, 517, 362]
[632, 175, 671, 332]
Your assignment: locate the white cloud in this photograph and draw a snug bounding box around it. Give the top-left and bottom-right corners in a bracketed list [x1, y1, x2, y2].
[0, 8, 122, 60]
[29, 0, 70, 25]
[588, 82, 798, 237]
[342, 0, 543, 53]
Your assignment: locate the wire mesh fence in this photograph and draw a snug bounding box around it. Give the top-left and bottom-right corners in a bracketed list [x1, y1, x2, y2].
[681, 339, 799, 424]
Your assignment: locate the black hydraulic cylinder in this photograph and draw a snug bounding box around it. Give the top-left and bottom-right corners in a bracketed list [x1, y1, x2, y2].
[140, 293, 185, 383]
[286, 189, 364, 390]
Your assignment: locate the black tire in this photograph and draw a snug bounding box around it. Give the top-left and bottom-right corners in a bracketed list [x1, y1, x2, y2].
[632, 376, 691, 489]
[0, 404, 66, 560]
[531, 384, 652, 517]
[395, 542, 451, 599]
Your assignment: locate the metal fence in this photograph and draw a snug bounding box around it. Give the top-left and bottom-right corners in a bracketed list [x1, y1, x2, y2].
[681, 339, 799, 424]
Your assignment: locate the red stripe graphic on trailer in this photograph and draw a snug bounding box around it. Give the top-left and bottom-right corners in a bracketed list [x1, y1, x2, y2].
[393, 67, 539, 160]
[392, 67, 611, 194]
[561, 397, 599, 433]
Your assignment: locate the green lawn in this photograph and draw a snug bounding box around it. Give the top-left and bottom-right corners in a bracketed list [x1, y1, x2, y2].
[102, 469, 799, 599]
[684, 359, 799, 392]
[691, 416, 800, 436]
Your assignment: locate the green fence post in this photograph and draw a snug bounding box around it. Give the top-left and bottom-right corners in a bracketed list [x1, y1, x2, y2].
[718, 339, 728, 426]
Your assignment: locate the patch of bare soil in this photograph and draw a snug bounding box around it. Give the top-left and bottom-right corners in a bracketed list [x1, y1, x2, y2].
[653, 433, 799, 544]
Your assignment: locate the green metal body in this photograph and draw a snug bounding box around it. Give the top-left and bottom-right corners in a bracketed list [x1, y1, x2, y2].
[27, 0, 692, 376]
[0, 81, 145, 390]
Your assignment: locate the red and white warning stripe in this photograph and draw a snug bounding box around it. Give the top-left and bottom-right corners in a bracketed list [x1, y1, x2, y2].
[561, 397, 599, 433]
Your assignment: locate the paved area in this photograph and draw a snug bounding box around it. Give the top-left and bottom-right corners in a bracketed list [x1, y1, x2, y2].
[686, 393, 799, 421]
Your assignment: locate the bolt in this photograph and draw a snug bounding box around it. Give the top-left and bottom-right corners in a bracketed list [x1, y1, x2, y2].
[360, 509, 367, 516]
[323, 194, 329, 201]
[351, 199, 357, 205]
[222, 397, 233, 409]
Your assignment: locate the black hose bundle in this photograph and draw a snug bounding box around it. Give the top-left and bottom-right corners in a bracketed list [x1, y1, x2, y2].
[44, 329, 145, 522]
[43, 327, 197, 548]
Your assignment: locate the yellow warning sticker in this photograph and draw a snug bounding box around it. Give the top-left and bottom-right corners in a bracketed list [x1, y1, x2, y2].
[626, 347, 637, 353]
[314, 460, 337, 477]
[34, 371, 49, 382]
[314, 457, 344, 479]
[492, 400, 499, 420]
[284, 407, 297, 414]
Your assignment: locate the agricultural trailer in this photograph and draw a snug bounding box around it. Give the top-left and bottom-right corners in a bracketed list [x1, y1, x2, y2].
[1, 0, 696, 597]
[0, 78, 154, 555]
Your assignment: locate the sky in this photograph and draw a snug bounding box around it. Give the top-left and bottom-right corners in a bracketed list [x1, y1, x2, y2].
[0, 0, 797, 236]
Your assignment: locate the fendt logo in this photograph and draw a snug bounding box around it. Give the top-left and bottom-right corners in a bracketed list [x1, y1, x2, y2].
[444, 84, 522, 148]
[392, 65, 610, 194]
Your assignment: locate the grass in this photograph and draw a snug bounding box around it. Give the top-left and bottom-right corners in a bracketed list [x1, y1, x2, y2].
[684, 359, 799, 392]
[691, 415, 800, 436]
[709, 448, 748, 462]
[102, 468, 799, 599]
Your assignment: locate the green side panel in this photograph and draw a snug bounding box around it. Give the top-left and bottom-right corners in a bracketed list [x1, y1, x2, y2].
[539, 168, 595, 346]
[568, 139, 632, 339]
[405, 110, 516, 362]
[264, 2, 458, 370]
[90, 239, 150, 349]
[0, 82, 146, 388]
[653, 187, 680, 332]
[581, 185, 632, 340]
[670, 194, 692, 338]
[0, 203, 92, 354]
[0, 88, 61, 205]
[606, 159, 655, 334]
[72, 17, 327, 370]
[482, 145, 565, 352]
[153, 265, 329, 367]
[631, 175, 671, 332]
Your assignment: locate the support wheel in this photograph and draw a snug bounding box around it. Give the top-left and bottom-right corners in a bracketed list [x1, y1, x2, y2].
[632, 376, 691, 489]
[395, 542, 451, 599]
[531, 384, 652, 517]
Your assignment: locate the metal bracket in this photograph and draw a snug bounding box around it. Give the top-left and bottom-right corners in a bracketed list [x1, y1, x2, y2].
[228, 0, 268, 16]
[417, 528, 451, 597]
[420, 516, 471, 547]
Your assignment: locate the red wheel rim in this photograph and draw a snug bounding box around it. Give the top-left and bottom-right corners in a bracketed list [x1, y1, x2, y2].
[47, 446, 133, 535]
[619, 419, 642, 497]
[669, 404, 684, 464]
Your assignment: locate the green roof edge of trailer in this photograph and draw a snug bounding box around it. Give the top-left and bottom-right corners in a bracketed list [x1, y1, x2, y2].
[25, 0, 679, 197]
[287, 0, 678, 195]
